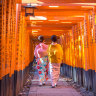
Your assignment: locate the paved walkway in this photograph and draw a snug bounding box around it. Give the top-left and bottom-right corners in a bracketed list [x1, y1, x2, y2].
[28, 72, 82, 96]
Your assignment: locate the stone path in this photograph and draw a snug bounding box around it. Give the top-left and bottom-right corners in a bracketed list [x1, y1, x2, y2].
[28, 72, 82, 96]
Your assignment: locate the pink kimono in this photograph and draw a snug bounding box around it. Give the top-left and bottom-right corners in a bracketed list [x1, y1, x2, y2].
[34, 43, 49, 85]
[34, 43, 48, 58]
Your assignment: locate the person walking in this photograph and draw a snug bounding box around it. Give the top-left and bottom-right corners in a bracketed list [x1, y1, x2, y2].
[34, 35, 49, 86]
[48, 35, 63, 88]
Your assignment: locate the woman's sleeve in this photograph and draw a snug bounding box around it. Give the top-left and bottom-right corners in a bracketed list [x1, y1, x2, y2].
[34, 46, 38, 58]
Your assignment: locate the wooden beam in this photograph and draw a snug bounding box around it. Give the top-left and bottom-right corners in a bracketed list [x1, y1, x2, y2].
[16, 0, 22, 3]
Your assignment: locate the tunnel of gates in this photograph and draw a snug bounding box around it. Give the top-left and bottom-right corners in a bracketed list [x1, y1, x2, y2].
[0, 0, 96, 96]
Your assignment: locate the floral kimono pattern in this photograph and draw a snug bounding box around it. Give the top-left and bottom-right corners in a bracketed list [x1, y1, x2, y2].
[36, 56, 49, 84]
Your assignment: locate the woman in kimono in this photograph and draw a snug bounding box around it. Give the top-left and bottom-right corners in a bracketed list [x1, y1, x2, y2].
[48, 35, 63, 88]
[34, 35, 49, 86]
